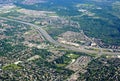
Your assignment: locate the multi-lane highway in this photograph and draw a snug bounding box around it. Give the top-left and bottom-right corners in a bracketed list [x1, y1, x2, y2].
[0, 17, 120, 55]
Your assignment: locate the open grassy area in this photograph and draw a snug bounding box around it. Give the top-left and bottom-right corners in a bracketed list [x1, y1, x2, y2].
[54, 53, 81, 68]
[2, 64, 22, 70]
[66, 53, 80, 59]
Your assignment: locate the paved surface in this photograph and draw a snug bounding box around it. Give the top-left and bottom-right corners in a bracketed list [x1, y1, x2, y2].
[0, 17, 120, 55]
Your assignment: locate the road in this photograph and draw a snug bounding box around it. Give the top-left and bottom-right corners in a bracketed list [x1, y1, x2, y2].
[0, 17, 120, 55]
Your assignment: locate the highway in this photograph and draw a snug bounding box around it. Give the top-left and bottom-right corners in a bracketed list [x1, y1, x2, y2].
[0, 17, 120, 55]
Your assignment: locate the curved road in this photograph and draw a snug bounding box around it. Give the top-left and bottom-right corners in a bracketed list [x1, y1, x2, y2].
[0, 17, 120, 55]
